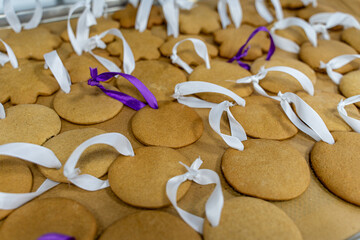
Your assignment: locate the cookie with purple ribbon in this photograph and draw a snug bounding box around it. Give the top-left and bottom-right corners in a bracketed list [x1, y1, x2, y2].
[341, 27, 360, 53]
[339, 70, 360, 107]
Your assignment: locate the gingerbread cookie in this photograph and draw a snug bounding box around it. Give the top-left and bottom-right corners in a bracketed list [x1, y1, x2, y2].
[151, 25, 168, 40]
[341, 27, 360, 53]
[188, 60, 253, 103]
[56, 42, 74, 60]
[116, 60, 186, 102]
[99, 211, 201, 240]
[131, 102, 203, 148]
[230, 95, 298, 140]
[0, 104, 61, 145]
[299, 40, 358, 72]
[0, 60, 59, 104]
[107, 29, 164, 61]
[214, 24, 270, 60]
[0, 198, 97, 240]
[159, 35, 218, 67]
[311, 132, 360, 206]
[108, 146, 191, 208]
[38, 128, 119, 183]
[0, 27, 61, 60]
[112, 4, 164, 28]
[271, 26, 309, 46]
[251, 56, 316, 94]
[339, 70, 360, 107]
[222, 139, 310, 200]
[241, 0, 269, 27]
[280, 0, 307, 9]
[179, 4, 221, 34]
[296, 91, 360, 132]
[53, 82, 124, 125]
[296, 4, 335, 20]
[203, 197, 303, 240]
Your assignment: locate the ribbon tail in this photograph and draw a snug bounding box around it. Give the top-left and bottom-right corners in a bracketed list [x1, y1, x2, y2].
[23, 0, 43, 29]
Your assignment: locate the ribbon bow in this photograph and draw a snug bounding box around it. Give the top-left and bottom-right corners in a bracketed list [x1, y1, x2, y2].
[337, 95, 360, 133]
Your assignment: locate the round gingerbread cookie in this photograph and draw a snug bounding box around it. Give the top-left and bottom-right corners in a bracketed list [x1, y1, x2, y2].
[38, 128, 119, 183]
[203, 197, 303, 240]
[131, 102, 203, 148]
[99, 211, 201, 240]
[296, 91, 360, 131]
[341, 28, 360, 53]
[311, 132, 360, 206]
[230, 96, 298, 140]
[0, 104, 61, 145]
[53, 82, 124, 124]
[188, 60, 253, 103]
[339, 70, 360, 107]
[108, 146, 191, 208]
[251, 56, 316, 94]
[0, 198, 97, 240]
[222, 139, 310, 200]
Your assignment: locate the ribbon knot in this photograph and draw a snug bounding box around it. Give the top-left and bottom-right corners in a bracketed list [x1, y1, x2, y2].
[223, 100, 235, 109]
[180, 159, 202, 181]
[311, 23, 330, 40]
[337, 99, 347, 115]
[64, 168, 81, 180]
[277, 91, 290, 102]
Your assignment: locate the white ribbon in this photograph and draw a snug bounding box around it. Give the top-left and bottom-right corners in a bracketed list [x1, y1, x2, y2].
[3, 0, 43, 33]
[44, 51, 71, 94]
[173, 81, 247, 151]
[218, 0, 242, 29]
[338, 95, 360, 133]
[0, 103, 5, 119]
[319, 54, 360, 85]
[135, 0, 154, 32]
[129, 0, 140, 7]
[0, 39, 18, 68]
[270, 17, 318, 53]
[171, 38, 210, 74]
[301, 0, 317, 7]
[63, 133, 134, 191]
[255, 0, 283, 23]
[166, 157, 224, 234]
[92, 0, 107, 18]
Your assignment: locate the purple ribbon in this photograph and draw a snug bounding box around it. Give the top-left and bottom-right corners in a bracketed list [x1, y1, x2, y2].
[38, 233, 75, 240]
[88, 68, 158, 111]
[228, 26, 276, 70]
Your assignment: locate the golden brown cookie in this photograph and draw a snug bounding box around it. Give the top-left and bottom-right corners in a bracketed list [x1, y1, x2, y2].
[38, 128, 119, 183]
[188, 60, 253, 103]
[108, 146, 191, 208]
[271, 25, 309, 46]
[151, 25, 168, 40]
[311, 132, 360, 206]
[179, 4, 221, 34]
[0, 198, 97, 240]
[53, 82, 124, 124]
[0, 60, 59, 104]
[112, 4, 164, 28]
[222, 139, 310, 200]
[99, 211, 201, 240]
[251, 56, 316, 94]
[0, 104, 61, 145]
[0, 157, 32, 220]
[280, 0, 306, 9]
[131, 102, 203, 148]
[241, 0, 269, 26]
[116, 60, 187, 102]
[214, 24, 270, 60]
[56, 42, 74, 60]
[296, 4, 335, 20]
[296, 91, 360, 132]
[339, 70, 360, 107]
[203, 197, 303, 240]
[159, 35, 218, 67]
[0, 27, 61, 60]
[230, 95, 298, 139]
[107, 29, 164, 61]
[341, 27, 360, 53]
[299, 40, 358, 72]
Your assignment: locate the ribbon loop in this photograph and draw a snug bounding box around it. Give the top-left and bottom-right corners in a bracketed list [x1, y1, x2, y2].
[0, 103, 5, 119]
[218, 0, 242, 29]
[44, 51, 71, 94]
[0, 39, 17, 68]
[166, 157, 224, 234]
[171, 38, 211, 74]
[255, 0, 283, 23]
[337, 95, 360, 133]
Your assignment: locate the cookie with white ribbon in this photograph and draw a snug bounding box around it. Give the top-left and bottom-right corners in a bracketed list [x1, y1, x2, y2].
[99, 211, 201, 240]
[311, 132, 360, 206]
[0, 198, 97, 240]
[341, 28, 360, 53]
[116, 60, 186, 102]
[296, 91, 360, 131]
[214, 24, 270, 59]
[251, 56, 316, 94]
[53, 82, 124, 124]
[0, 27, 61, 60]
[230, 95, 298, 140]
[108, 146, 191, 208]
[0, 104, 61, 145]
[203, 197, 303, 240]
[107, 29, 164, 61]
[299, 40, 358, 72]
[222, 139, 310, 200]
[0, 60, 59, 104]
[339, 70, 360, 107]
[188, 60, 253, 103]
[131, 102, 203, 148]
[38, 128, 119, 183]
